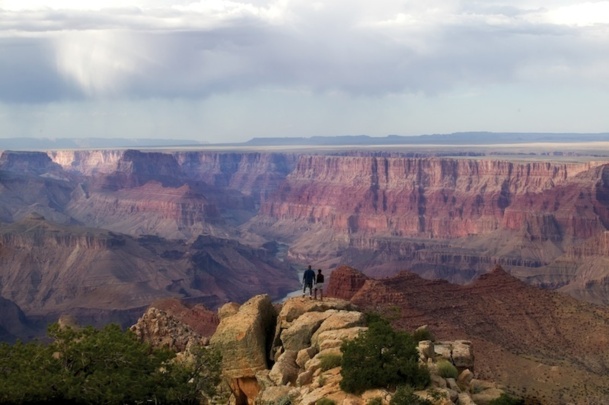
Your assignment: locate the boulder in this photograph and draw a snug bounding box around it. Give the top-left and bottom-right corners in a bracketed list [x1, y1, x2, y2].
[211, 295, 277, 404]
[269, 350, 299, 386]
[218, 302, 241, 320]
[457, 392, 476, 405]
[254, 385, 292, 405]
[418, 340, 435, 362]
[276, 297, 355, 328]
[315, 326, 367, 351]
[452, 340, 474, 370]
[310, 310, 366, 346]
[280, 311, 333, 352]
[296, 346, 318, 368]
[457, 369, 474, 389]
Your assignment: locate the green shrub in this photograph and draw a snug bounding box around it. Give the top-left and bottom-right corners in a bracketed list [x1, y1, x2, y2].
[317, 398, 337, 405]
[319, 353, 342, 371]
[489, 393, 525, 405]
[389, 385, 433, 405]
[0, 323, 221, 404]
[340, 316, 430, 394]
[436, 359, 458, 379]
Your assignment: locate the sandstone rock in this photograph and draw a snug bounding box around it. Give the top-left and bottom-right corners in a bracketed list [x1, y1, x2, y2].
[319, 338, 344, 351]
[434, 342, 453, 361]
[305, 347, 342, 375]
[296, 369, 314, 387]
[276, 297, 355, 327]
[418, 340, 434, 362]
[269, 350, 299, 386]
[446, 377, 460, 392]
[254, 385, 292, 405]
[218, 302, 241, 320]
[280, 311, 333, 352]
[210, 295, 277, 404]
[457, 392, 476, 405]
[296, 346, 318, 368]
[457, 369, 474, 389]
[148, 298, 219, 337]
[130, 307, 204, 352]
[310, 310, 366, 346]
[430, 374, 447, 389]
[315, 326, 367, 351]
[452, 340, 474, 370]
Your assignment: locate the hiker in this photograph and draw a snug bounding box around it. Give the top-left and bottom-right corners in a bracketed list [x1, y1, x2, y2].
[314, 268, 325, 300]
[302, 265, 315, 299]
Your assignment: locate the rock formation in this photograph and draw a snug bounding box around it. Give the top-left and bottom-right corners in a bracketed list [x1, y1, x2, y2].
[5, 147, 609, 340]
[200, 294, 506, 405]
[210, 295, 277, 404]
[327, 265, 609, 404]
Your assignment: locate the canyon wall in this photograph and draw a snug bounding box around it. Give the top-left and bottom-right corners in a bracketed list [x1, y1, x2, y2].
[260, 155, 599, 239]
[4, 148, 609, 336]
[41, 150, 609, 301]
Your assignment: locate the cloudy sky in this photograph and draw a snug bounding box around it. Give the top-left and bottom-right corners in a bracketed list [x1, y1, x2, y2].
[1, 0, 608, 143]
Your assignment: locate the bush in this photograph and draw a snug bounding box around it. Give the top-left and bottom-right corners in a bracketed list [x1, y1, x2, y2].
[366, 397, 383, 405]
[319, 353, 342, 371]
[390, 385, 433, 405]
[489, 393, 525, 405]
[436, 359, 458, 379]
[317, 399, 337, 405]
[0, 323, 221, 404]
[340, 316, 430, 394]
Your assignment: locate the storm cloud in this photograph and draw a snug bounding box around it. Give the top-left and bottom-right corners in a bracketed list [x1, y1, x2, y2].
[1, 0, 608, 141]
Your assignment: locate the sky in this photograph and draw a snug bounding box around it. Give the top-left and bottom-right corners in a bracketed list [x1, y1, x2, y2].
[1, 0, 608, 144]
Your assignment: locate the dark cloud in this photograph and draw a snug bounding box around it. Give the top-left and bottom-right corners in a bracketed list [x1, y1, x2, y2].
[0, 38, 81, 102]
[1, 2, 608, 104]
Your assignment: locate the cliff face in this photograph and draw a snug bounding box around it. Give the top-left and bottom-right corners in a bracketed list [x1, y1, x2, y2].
[260, 156, 597, 239]
[247, 155, 609, 302]
[4, 148, 609, 334]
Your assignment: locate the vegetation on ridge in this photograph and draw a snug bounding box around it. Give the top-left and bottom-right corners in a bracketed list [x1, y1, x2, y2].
[340, 313, 430, 394]
[0, 323, 221, 404]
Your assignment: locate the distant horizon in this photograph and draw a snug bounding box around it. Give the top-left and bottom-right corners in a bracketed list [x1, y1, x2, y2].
[3, 131, 609, 151]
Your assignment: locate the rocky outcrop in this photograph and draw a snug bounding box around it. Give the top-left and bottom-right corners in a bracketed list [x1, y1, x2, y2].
[339, 265, 609, 404]
[130, 307, 207, 352]
[130, 298, 219, 351]
[210, 295, 277, 404]
[325, 265, 370, 300]
[208, 294, 504, 405]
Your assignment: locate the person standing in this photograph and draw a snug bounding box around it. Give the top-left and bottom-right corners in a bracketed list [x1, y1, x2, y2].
[302, 265, 315, 299]
[314, 269, 325, 301]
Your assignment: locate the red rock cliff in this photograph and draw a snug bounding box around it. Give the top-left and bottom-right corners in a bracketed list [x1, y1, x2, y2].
[261, 155, 598, 239]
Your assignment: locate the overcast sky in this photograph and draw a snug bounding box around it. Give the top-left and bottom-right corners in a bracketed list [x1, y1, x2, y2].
[1, 0, 608, 143]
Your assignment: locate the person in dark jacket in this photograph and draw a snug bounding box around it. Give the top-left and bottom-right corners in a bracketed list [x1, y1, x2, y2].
[314, 269, 325, 301]
[302, 265, 315, 299]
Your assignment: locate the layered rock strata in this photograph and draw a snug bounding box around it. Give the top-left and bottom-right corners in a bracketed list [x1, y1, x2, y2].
[326, 265, 609, 404]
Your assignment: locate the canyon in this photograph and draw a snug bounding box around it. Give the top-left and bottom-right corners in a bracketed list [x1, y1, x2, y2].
[2, 145, 609, 339]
